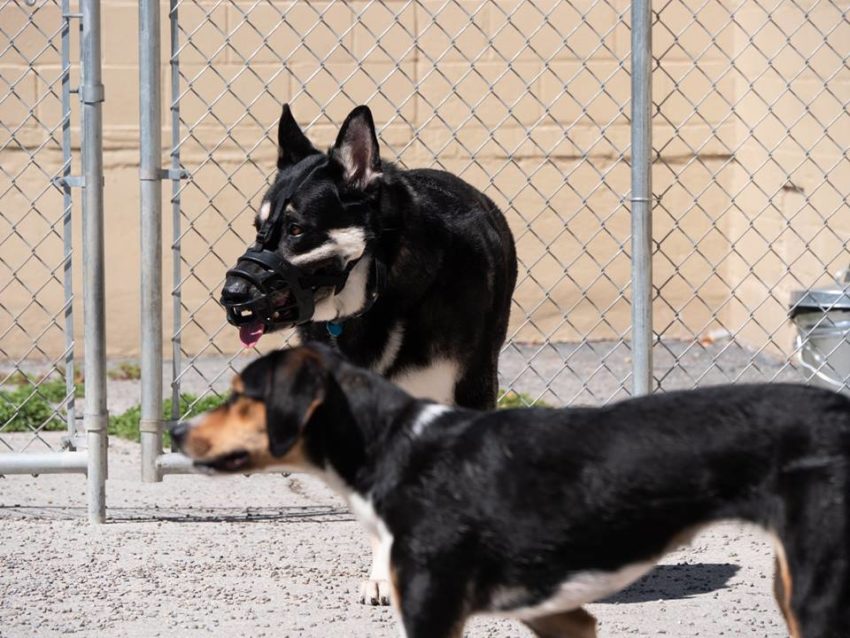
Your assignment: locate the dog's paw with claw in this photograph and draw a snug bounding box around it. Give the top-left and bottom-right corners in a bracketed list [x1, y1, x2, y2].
[360, 578, 392, 606]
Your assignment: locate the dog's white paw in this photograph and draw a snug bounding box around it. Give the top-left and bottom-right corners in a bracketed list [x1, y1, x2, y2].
[359, 578, 392, 606]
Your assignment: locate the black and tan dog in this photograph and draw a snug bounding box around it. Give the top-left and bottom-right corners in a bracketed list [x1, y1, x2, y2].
[172, 344, 850, 638]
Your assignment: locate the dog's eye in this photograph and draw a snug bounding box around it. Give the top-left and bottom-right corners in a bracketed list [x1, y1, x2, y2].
[288, 224, 304, 237]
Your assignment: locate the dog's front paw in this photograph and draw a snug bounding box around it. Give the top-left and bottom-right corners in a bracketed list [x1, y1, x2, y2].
[359, 578, 392, 606]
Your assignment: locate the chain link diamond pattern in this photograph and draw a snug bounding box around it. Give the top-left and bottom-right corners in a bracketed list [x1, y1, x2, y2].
[169, 0, 634, 412]
[0, 0, 76, 452]
[652, 0, 850, 390]
[167, 0, 849, 415]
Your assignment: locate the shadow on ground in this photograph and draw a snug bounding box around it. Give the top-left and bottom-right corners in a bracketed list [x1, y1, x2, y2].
[0, 504, 354, 524]
[602, 563, 740, 603]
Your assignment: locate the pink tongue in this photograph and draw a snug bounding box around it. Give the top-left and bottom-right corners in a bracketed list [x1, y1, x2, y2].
[239, 323, 265, 349]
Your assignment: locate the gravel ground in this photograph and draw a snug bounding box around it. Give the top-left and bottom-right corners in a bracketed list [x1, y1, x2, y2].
[1, 435, 788, 638]
[0, 339, 804, 637]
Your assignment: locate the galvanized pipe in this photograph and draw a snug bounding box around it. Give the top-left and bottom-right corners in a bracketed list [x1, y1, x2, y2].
[630, 0, 654, 396]
[80, 0, 107, 523]
[60, 0, 77, 440]
[169, 0, 183, 436]
[139, 0, 164, 483]
[0, 452, 88, 475]
[156, 452, 200, 475]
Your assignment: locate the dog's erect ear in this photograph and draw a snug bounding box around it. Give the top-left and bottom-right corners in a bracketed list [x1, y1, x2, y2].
[265, 350, 327, 457]
[277, 104, 319, 169]
[332, 105, 381, 190]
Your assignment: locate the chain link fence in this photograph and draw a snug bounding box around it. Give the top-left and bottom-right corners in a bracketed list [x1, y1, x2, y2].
[158, 0, 847, 424]
[161, 0, 637, 425]
[0, 0, 78, 454]
[651, 0, 849, 390]
[0, 0, 107, 521]
[4, 1, 846, 488]
[146, 0, 849, 447]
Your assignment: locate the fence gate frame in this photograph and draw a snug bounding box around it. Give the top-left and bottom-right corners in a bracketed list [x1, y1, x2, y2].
[0, 0, 107, 522]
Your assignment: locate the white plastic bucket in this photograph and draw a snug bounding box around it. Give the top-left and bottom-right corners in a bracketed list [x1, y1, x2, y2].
[790, 280, 850, 395]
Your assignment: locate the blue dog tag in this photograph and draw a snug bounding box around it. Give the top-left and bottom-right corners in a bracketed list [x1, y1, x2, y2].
[326, 321, 343, 337]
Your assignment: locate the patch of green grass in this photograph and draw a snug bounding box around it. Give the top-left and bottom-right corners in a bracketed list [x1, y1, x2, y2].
[2, 371, 83, 400]
[497, 389, 551, 409]
[33, 377, 84, 402]
[107, 362, 141, 381]
[4, 371, 30, 386]
[108, 393, 226, 448]
[108, 403, 144, 441]
[0, 371, 84, 433]
[0, 385, 66, 433]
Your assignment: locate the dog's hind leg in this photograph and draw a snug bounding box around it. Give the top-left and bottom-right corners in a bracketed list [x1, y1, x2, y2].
[771, 497, 850, 638]
[523, 608, 598, 638]
[772, 544, 801, 638]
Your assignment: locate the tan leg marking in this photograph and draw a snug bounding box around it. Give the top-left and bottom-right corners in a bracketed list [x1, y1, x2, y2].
[524, 607, 598, 638]
[773, 539, 802, 638]
[390, 564, 401, 613]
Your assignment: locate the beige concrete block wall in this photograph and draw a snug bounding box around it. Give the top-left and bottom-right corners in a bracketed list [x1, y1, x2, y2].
[726, 0, 850, 355]
[1, 0, 848, 360]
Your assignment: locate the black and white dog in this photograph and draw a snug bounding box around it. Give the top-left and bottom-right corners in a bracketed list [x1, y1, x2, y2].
[221, 104, 517, 409]
[174, 343, 850, 638]
[219, 105, 517, 603]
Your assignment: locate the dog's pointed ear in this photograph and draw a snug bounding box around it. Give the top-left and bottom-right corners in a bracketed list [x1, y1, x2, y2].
[277, 104, 319, 169]
[261, 349, 328, 457]
[332, 105, 382, 190]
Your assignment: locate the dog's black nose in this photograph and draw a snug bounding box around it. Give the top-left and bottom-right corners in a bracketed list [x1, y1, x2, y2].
[220, 277, 253, 304]
[169, 421, 189, 448]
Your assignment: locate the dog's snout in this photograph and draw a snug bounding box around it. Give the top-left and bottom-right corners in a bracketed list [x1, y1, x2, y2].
[221, 276, 253, 303]
[169, 421, 190, 448]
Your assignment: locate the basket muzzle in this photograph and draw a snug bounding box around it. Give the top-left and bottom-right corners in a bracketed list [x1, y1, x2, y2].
[223, 247, 353, 330]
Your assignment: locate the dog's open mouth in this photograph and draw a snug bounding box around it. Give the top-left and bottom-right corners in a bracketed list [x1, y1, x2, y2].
[234, 289, 295, 348]
[195, 450, 251, 473]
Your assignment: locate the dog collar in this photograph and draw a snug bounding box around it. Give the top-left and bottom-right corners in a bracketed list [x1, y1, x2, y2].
[323, 257, 387, 340]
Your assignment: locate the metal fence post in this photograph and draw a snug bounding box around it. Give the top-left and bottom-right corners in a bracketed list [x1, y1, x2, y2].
[140, 0, 164, 483]
[169, 0, 183, 446]
[60, 0, 78, 444]
[630, 0, 654, 396]
[80, 0, 107, 523]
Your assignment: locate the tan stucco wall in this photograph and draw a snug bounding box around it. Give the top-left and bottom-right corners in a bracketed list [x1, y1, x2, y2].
[2, 0, 848, 359]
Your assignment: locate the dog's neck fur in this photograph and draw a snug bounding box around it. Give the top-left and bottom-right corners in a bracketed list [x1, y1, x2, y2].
[302, 363, 420, 497]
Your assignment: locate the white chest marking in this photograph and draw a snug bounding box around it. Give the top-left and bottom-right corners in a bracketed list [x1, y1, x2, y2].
[372, 324, 404, 375]
[410, 403, 452, 437]
[311, 257, 371, 322]
[391, 358, 459, 405]
[493, 560, 657, 620]
[289, 226, 366, 266]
